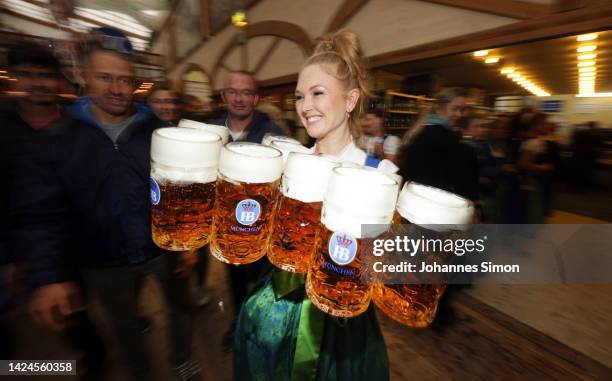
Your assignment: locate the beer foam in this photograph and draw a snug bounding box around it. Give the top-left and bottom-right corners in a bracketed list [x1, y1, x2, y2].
[219, 142, 283, 183]
[151, 128, 222, 172]
[270, 140, 311, 167]
[322, 167, 399, 238]
[178, 119, 230, 144]
[282, 153, 341, 203]
[396, 182, 474, 230]
[262, 134, 302, 147]
[151, 166, 217, 183]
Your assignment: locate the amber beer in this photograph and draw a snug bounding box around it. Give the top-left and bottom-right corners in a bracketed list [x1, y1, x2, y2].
[306, 167, 399, 318]
[150, 128, 222, 251]
[210, 142, 283, 264]
[268, 153, 340, 273]
[178, 119, 230, 144]
[372, 182, 474, 328]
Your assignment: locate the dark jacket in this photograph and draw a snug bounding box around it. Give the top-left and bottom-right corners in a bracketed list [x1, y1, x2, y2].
[1, 102, 70, 266]
[398, 121, 479, 201]
[210, 111, 283, 143]
[10, 98, 164, 289]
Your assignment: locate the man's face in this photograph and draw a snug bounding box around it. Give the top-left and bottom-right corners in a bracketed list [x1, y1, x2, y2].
[439, 96, 467, 127]
[10, 64, 60, 105]
[82, 51, 136, 117]
[362, 113, 383, 136]
[148, 90, 181, 123]
[221, 73, 259, 119]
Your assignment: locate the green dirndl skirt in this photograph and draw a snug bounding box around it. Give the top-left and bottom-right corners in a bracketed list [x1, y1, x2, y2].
[234, 268, 389, 381]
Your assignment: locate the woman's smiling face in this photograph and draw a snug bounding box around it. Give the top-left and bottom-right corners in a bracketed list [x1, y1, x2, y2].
[295, 64, 356, 140]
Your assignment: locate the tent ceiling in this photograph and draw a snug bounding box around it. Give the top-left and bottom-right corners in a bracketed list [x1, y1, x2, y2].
[380, 29, 611, 96]
[0, 0, 171, 50]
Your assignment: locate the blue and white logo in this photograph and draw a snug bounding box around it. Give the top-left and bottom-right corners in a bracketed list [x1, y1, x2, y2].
[235, 199, 261, 226]
[328, 231, 357, 266]
[150, 177, 161, 205]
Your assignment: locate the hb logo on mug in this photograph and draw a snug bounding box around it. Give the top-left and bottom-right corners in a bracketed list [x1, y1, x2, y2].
[236, 199, 261, 225]
[329, 231, 357, 266]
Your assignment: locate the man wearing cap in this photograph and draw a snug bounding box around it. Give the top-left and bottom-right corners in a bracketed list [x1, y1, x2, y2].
[14, 28, 200, 381]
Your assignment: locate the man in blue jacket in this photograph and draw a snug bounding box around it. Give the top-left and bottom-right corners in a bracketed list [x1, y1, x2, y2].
[15, 28, 200, 381]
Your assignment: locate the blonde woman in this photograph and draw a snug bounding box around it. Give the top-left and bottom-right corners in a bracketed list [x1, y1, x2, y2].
[234, 31, 393, 381]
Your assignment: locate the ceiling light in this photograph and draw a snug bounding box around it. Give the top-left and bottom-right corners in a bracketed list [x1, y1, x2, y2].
[500, 67, 514, 74]
[577, 45, 597, 53]
[578, 54, 597, 60]
[577, 33, 598, 41]
[577, 61, 595, 67]
[579, 72, 596, 77]
[485, 57, 499, 64]
[579, 67, 596, 73]
[576, 93, 612, 97]
[474, 50, 488, 57]
[507, 73, 521, 78]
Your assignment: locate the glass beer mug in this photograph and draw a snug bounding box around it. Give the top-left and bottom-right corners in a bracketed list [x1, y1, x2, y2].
[178, 118, 230, 144]
[372, 182, 474, 328]
[306, 167, 399, 318]
[268, 139, 311, 167]
[210, 142, 283, 264]
[150, 127, 222, 251]
[262, 134, 302, 147]
[267, 153, 340, 273]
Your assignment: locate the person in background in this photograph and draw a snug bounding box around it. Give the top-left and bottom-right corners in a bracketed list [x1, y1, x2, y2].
[209, 70, 284, 351]
[571, 121, 600, 190]
[210, 70, 283, 142]
[519, 113, 556, 223]
[398, 87, 479, 201]
[360, 108, 401, 165]
[1, 42, 107, 370]
[13, 28, 200, 381]
[146, 81, 182, 125]
[463, 115, 501, 222]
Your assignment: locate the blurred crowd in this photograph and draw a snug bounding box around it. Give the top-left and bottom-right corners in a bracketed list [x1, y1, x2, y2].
[0, 25, 609, 380]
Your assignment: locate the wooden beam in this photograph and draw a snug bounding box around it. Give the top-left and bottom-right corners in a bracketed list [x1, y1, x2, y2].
[245, 21, 312, 56]
[552, 0, 582, 13]
[421, 0, 549, 20]
[200, 0, 211, 39]
[252, 37, 281, 74]
[219, 62, 234, 73]
[257, 73, 298, 89]
[252, 4, 612, 91]
[325, 0, 369, 33]
[368, 4, 612, 68]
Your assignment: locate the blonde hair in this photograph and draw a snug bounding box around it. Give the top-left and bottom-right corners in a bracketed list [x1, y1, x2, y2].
[302, 30, 371, 140]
